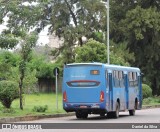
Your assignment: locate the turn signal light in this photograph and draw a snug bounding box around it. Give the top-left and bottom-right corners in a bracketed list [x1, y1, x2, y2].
[63, 91, 67, 102]
[100, 91, 104, 102]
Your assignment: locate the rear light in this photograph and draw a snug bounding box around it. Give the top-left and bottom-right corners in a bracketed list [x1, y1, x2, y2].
[63, 91, 67, 102]
[100, 91, 104, 102]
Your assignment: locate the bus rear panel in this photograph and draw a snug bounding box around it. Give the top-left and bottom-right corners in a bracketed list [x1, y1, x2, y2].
[62, 64, 106, 114]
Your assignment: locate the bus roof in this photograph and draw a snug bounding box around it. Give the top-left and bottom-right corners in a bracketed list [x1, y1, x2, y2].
[66, 63, 140, 72]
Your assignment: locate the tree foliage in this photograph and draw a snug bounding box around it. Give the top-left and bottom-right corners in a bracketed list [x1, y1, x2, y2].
[142, 84, 152, 99]
[121, 6, 160, 95]
[75, 39, 134, 66]
[1, 0, 160, 95]
[110, 0, 160, 95]
[0, 80, 19, 108]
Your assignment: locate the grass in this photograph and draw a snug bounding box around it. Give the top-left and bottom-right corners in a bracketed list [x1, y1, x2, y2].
[143, 96, 160, 106]
[0, 93, 66, 118]
[0, 94, 160, 118]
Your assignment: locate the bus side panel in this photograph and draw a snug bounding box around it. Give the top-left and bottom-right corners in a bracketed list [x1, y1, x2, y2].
[108, 73, 113, 111]
[124, 74, 129, 109]
[138, 76, 142, 109]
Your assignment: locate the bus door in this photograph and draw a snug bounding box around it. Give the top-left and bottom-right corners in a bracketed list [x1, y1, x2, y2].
[108, 71, 113, 111]
[124, 73, 129, 109]
[138, 73, 142, 109]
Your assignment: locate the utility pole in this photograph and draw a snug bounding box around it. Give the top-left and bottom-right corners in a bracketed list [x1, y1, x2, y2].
[107, 0, 110, 64]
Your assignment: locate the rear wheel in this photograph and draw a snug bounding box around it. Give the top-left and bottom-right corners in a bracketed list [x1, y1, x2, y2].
[129, 103, 136, 116]
[100, 113, 105, 117]
[76, 111, 88, 119]
[76, 111, 82, 119]
[81, 112, 88, 119]
[113, 102, 120, 118]
[107, 112, 113, 118]
[129, 109, 135, 116]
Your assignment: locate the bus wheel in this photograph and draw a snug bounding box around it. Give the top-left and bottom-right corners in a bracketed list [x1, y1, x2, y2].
[100, 113, 105, 117]
[76, 111, 82, 119]
[129, 104, 136, 116]
[107, 112, 113, 118]
[81, 112, 88, 119]
[76, 111, 88, 119]
[113, 102, 120, 118]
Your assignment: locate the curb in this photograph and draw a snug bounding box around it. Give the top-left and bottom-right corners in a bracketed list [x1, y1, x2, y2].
[0, 105, 160, 123]
[142, 105, 160, 109]
[0, 113, 75, 123]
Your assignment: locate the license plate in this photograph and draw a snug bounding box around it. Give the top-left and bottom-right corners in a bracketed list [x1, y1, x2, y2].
[80, 105, 87, 108]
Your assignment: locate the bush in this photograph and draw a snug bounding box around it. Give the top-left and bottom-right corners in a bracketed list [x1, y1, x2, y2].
[0, 80, 19, 108]
[32, 105, 48, 112]
[143, 97, 153, 105]
[142, 84, 152, 99]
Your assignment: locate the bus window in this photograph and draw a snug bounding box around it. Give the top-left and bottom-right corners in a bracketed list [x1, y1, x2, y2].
[119, 71, 124, 88]
[113, 70, 120, 88]
[106, 71, 109, 88]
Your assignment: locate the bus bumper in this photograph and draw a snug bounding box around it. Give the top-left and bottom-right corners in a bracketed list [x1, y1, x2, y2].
[63, 102, 106, 113]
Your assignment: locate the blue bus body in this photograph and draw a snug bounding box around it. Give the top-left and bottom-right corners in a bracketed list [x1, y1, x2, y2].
[62, 63, 142, 119]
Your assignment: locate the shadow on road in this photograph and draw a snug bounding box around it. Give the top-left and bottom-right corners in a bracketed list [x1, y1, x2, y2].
[70, 114, 129, 121]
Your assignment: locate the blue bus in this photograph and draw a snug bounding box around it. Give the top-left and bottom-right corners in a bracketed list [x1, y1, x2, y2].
[62, 63, 142, 119]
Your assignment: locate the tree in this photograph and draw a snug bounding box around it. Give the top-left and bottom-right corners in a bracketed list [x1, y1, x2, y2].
[75, 39, 134, 66]
[0, 0, 107, 63]
[0, 51, 20, 79]
[0, 0, 41, 49]
[18, 32, 38, 110]
[121, 6, 160, 95]
[109, 1, 160, 95]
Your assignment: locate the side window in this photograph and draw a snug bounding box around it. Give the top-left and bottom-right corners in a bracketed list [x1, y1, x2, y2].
[113, 70, 120, 88]
[119, 71, 125, 88]
[128, 72, 138, 87]
[133, 72, 138, 87]
[128, 72, 133, 81]
[106, 71, 109, 88]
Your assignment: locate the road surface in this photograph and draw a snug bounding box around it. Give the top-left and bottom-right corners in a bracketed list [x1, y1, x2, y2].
[11, 108, 160, 132]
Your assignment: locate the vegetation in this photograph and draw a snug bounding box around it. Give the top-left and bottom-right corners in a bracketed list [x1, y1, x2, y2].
[142, 84, 152, 99]
[32, 105, 48, 113]
[0, 0, 160, 114]
[75, 39, 134, 65]
[0, 80, 19, 108]
[0, 94, 64, 118]
[143, 96, 160, 106]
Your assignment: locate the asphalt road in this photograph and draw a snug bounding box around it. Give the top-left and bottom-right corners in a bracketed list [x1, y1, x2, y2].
[23, 108, 160, 123]
[0, 108, 160, 132]
[12, 108, 160, 132]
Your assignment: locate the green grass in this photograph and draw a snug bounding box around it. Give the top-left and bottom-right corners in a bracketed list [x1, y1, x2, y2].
[143, 96, 160, 106]
[0, 93, 66, 118]
[1, 94, 160, 118]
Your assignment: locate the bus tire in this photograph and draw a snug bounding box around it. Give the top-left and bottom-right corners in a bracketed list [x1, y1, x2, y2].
[113, 102, 120, 118]
[129, 103, 136, 116]
[107, 112, 113, 118]
[82, 112, 88, 119]
[100, 113, 105, 117]
[76, 111, 88, 119]
[76, 111, 82, 119]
